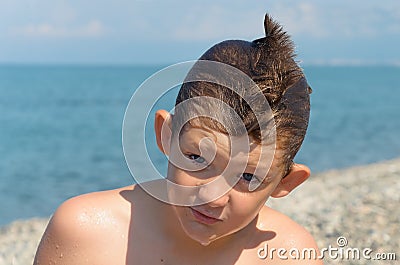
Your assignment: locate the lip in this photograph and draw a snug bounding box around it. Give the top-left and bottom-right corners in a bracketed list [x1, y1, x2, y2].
[190, 208, 222, 225]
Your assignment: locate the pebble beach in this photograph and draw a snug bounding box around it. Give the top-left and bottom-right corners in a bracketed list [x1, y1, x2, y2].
[1, 159, 399, 265]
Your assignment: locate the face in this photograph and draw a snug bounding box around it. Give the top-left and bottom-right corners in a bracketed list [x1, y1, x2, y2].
[165, 124, 284, 246]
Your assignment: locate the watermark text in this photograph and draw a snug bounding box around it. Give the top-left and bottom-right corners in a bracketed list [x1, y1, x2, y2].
[257, 236, 397, 261]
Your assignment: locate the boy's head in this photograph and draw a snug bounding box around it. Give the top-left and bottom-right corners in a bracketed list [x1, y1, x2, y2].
[153, 13, 312, 245]
[173, 14, 311, 177]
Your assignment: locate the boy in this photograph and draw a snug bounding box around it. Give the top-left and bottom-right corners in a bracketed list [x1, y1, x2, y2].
[34, 14, 322, 264]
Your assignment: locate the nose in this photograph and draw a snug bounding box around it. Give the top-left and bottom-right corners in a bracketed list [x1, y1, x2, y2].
[206, 192, 230, 208]
[196, 178, 230, 207]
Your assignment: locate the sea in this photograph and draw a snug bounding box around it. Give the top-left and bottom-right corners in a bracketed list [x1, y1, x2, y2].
[0, 64, 399, 226]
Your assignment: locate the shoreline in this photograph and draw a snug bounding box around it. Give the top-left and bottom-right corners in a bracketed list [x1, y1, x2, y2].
[1, 158, 399, 265]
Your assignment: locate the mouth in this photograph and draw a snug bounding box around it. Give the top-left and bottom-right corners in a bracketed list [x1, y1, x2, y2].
[190, 207, 222, 225]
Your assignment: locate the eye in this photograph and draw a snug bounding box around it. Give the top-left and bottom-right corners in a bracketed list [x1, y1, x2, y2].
[241, 173, 255, 182]
[187, 154, 206, 164]
[238, 173, 263, 191]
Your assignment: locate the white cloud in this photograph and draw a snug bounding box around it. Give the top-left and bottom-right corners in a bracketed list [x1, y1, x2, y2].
[269, 1, 400, 39]
[268, 2, 328, 38]
[175, 3, 332, 41]
[165, 2, 329, 41]
[171, 7, 264, 41]
[11, 20, 105, 38]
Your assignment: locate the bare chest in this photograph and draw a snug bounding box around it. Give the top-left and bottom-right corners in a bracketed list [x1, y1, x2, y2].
[122, 237, 264, 265]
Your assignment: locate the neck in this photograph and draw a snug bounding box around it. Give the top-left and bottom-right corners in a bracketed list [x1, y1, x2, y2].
[136, 183, 190, 243]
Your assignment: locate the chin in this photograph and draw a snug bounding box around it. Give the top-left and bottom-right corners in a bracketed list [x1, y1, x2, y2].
[174, 207, 221, 246]
[184, 225, 229, 247]
[181, 218, 244, 247]
[180, 218, 218, 245]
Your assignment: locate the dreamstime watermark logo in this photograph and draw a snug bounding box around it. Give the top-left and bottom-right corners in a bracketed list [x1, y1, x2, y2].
[257, 236, 397, 261]
[122, 60, 276, 206]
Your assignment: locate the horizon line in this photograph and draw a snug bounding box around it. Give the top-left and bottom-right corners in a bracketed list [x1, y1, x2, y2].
[1, 60, 399, 68]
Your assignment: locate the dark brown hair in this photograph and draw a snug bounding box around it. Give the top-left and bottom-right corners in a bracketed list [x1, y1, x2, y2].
[174, 14, 312, 175]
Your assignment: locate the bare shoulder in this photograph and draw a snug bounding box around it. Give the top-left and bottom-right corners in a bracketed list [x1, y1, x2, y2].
[34, 185, 135, 265]
[243, 206, 323, 264]
[260, 205, 319, 247]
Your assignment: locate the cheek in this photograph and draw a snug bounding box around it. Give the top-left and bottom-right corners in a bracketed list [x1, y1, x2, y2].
[229, 189, 272, 216]
[167, 164, 202, 186]
[167, 163, 183, 180]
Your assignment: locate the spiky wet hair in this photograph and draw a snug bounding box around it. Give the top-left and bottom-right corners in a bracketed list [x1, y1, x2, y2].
[174, 14, 312, 176]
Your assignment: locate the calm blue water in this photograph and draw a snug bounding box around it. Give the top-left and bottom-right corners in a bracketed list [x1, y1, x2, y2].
[0, 65, 399, 225]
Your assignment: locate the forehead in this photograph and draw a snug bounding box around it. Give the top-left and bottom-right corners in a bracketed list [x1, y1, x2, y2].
[178, 124, 277, 170]
[179, 119, 255, 148]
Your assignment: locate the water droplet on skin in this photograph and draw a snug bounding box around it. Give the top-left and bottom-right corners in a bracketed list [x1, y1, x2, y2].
[200, 241, 211, 246]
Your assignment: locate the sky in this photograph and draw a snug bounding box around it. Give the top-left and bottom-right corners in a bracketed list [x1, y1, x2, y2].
[1, 0, 399, 65]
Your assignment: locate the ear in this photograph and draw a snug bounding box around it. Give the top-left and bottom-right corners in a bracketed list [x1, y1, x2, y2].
[271, 163, 310, 198]
[154, 109, 172, 156]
